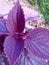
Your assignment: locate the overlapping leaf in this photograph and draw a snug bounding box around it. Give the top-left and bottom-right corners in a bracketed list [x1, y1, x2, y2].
[6, 1, 25, 34]
[4, 36, 24, 65]
[25, 28, 49, 60]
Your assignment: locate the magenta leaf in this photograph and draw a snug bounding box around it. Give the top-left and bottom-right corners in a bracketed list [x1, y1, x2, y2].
[22, 6, 40, 21]
[24, 28, 49, 60]
[0, 18, 9, 35]
[6, 1, 25, 33]
[4, 36, 24, 65]
[15, 48, 47, 65]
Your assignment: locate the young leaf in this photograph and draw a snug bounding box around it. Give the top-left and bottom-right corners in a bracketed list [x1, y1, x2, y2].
[6, 1, 25, 34]
[24, 28, 49, 60]
[4, 36, 24, 65]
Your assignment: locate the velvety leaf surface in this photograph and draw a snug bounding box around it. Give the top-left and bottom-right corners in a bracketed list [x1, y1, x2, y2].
[24, 28, 49, 60]
[22, 6, 40, 21]
[6, 1, 25, 33]
[15, 48, 47, 65]
[0, 18, 9, 35]
[4, 36, 24, 65]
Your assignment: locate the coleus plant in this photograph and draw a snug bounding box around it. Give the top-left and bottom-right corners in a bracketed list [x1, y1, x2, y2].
[0, 0, 49, 65]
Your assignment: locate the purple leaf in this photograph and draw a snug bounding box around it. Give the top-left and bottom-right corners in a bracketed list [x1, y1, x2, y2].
[22, 6, 40, 21]
[4, 36, 24, 65]
[24, 28, 49, 60]
[6, 1, 25, 34]
[0, 17, 9, 35]
[15, 48, 47, 65]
